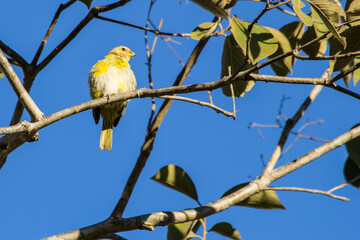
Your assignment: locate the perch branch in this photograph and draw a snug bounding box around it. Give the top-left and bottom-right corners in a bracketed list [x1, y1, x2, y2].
[2, 69, 360, 136]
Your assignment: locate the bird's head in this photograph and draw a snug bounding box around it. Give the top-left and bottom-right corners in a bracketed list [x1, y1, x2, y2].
[108, 46, 135, 62]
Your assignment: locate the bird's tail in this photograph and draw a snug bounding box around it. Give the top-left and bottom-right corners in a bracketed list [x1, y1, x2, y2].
[100, 119, 113, 151]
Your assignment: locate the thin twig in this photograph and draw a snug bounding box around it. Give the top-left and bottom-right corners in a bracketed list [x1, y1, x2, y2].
[144, 0, 159, 132]
[328, 175, 360, 193]
[158, 95, 235, 118]
[0, 40, 29, 71]
[95, 15, 190, 37]
[207, 91, 213, 105]
[149, 19, 185, 66]
[31, 0, 77, 65]
[229, 83, 237, 120]
[329, 83, 360, 100]
[274, 6, 297, 17]
[294, 51, 360, 60]
[329, 61, 360, 84]
[266, 187, 349, 201]
[268, 0, 292, 10]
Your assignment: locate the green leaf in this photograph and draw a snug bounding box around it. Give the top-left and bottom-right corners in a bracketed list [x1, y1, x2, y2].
[168, 221, 201, 240]
[301, 27, 327, 57]
[266, 26, 293, 76]
[151, 164, 199, 202]
[352, 56, 360, 86]
[291, 0, 313, 26]
[280, 21, 305, 49]
[307, 0, 346, 48]
[343, 157, 360, 189]
[346, 0, 360, 25]
[311, 6, 330, 36]
[190, 22, 217, 40]
[329, 25, 360, 73]
[78, 0, 92, 9]
[342, 66, 352, 87]
[220, 34, 256, 97]
[310, 0, 345, 23]
[209, 222, 241, 240]
[279, 21, 305, 68]
[190, 0, 232, 19]
[346, 124, 360, 166]
[231, 15, 278, 64]
[222, 183, 286, 209]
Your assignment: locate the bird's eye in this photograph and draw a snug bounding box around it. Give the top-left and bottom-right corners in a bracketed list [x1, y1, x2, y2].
[121, 47, 125, 51]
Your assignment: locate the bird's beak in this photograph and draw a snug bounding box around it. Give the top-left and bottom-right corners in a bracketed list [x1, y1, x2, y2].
[128, 51, 136, 57]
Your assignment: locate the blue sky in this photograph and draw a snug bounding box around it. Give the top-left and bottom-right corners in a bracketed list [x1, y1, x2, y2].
[0, 0, 359, 239]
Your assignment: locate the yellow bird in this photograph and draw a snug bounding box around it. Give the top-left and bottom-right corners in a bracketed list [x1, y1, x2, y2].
[88, 46, 136, 151]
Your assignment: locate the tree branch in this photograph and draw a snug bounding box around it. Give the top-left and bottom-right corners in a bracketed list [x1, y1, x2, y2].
[42, 123, 360, 240]
[0, 49, 44, 122]
[2, 69, 360, 137]
[0, 40, 29, 71]
[95, 15, 190, 37]
[271, 124, 360, 181]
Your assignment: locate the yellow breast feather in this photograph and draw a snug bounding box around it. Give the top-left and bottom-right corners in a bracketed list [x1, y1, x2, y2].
[92, 60, 110, 77]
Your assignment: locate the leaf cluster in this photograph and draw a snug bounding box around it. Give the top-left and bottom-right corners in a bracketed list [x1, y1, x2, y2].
[151, 164, 285, 239]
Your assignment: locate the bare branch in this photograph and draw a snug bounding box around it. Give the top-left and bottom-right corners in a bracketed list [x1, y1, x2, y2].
[266, 187, 349, 201]
[149, 20, 185, 66]
[271, 124, 360, 181]
[329, 61, 360, 84]
[0, 49, 44, 122]
[36, 0, 132, 73]
[95, 15, 190, 37]
[0, 40, 29, 71]
[144, 0, 160, 133]
[294, 51, 360, 60]
[31, 0, 77, 65]
[327, 175, 360, 193]
[329, 83, 360, 100]
[158, 95, 236, 118]
[261, 76, 325, 177]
